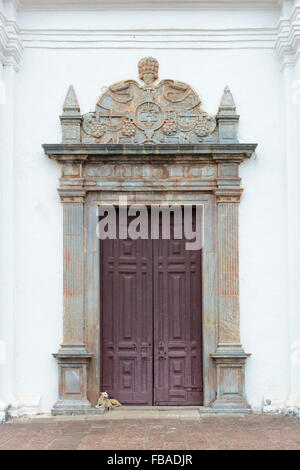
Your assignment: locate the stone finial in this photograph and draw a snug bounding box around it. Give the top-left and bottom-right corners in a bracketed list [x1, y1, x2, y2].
[218, 86, 236, 115]
[216, 86, 239, 143]
[60, 85, 82, 143]
[62, 85, 80, 115]
[138, 56, 159, 81]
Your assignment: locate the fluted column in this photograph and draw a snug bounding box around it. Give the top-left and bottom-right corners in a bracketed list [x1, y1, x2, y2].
[210, 186, 250, 410]
[62, 199, 85, 348]
[51, 85, 94, 414]
[217, 198, 240, 346]
[52, 190, 93, 415]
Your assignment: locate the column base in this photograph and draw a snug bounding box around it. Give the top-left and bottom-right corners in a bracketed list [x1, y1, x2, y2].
[210, 347, 251, 411]
[52, 346, 93, 415]
[52, 399, 92, 416]
[211, 399, 251, 412]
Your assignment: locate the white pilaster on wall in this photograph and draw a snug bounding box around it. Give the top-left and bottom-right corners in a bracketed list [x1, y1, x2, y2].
[283, 1, 300, 416]
[276, 0, 300, 69]
[283, 62, 300, 414]
[265, 0, 300, 417]
[0, 0, 22, 421]
[0, 64, 16, 419]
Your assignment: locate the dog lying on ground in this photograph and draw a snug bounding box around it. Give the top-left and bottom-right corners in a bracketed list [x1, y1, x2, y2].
[96, 391, 122, 410]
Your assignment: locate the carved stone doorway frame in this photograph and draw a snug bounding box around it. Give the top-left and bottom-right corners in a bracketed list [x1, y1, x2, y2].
[43, 61, 256, 413]
[43, 143, 256, 414]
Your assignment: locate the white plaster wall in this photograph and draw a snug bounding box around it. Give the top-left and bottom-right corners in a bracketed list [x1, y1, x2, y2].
[18, 8, 280, 30]
[239, 61, 289, 410]
[1, 5, 294, 412]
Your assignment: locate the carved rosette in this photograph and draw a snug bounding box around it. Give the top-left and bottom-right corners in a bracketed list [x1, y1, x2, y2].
[194, 113, 216, 138]
[82, 113, 107, 138]
[80, 57, 217, 144]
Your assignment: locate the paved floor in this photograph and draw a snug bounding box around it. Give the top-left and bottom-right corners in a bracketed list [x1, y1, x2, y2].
[0, 413, 299, 450]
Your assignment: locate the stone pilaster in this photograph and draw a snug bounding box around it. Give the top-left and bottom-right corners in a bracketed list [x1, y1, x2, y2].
[211, 187, 250, 410]
[52, 189, 93, 415]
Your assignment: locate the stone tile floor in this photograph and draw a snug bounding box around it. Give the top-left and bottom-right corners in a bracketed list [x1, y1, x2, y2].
[0, 413, 299, 450]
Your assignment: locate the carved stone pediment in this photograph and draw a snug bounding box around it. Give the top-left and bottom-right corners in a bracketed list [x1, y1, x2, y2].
[59, 57, 240, 146]
[81, 57, 216, 144]
[43, 58, 257, 415]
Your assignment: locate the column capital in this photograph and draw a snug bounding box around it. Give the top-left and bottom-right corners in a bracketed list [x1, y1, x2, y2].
[214, 188, 243, 204]
[54, 344, 92, 359]
[57, 189, 86, 203]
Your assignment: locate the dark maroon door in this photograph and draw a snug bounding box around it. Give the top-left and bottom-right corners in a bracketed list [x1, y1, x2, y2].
[101, 210, 203, 405]
[100, 220, 153, 405]
[153, 225, 203, 405]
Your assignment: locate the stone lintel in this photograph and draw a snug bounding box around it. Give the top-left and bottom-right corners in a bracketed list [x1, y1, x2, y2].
[42, 143, 257, 161]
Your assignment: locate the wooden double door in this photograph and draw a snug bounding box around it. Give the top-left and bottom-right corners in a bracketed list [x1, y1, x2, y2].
[100, 211, 203, 405]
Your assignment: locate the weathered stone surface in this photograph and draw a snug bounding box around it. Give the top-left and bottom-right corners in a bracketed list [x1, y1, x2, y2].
[81, 57, 217, 144]
[62, 85, 80, 115]
[58, 60, 243, 146]
[218, 86, 237, 115]
[44, 59, 257, 414]
[60, 85, 82, 143]
[216, 85, 239, 143]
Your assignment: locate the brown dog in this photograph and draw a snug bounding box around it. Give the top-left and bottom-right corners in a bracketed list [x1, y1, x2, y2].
[96, 391, 122, 410]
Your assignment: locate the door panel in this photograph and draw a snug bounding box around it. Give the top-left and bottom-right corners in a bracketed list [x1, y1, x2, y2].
[101, 226, 153, 405]
[101, 209, 203, 405]
[153, 217, 203, 405]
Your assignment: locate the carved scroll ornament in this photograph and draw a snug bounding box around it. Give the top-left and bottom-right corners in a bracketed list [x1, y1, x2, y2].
[81, 57, 216, 144]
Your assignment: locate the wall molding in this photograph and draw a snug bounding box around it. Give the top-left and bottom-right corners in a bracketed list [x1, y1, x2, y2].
[275, 4, 300, 68]
[1, 3, 298, 70]
[20, 27, 277, 50]
[18, 0, 281, 12]
[0, 11, 23, 69]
